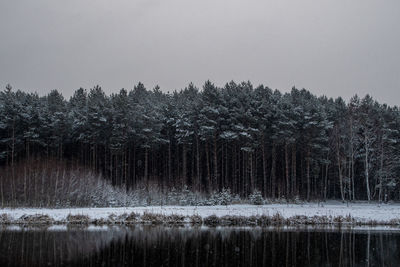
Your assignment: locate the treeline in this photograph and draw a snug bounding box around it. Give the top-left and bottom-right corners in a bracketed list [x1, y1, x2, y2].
[0, 81, 399, 201]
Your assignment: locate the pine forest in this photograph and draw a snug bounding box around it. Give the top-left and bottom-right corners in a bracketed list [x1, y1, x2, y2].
[1, 81, 399, 206]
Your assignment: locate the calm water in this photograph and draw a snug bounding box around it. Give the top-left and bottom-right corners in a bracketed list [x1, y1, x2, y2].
[0, 225, 399, 267]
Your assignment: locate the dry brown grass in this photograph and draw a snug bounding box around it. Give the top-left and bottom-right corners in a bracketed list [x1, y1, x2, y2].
[0, 214, 11, 224]
[19, 214, 54, 224]
[189, 214, 202, 225]
[140, 212, 165, 224]
[203, 215, 220, 226]
[67, 214, 90, 224]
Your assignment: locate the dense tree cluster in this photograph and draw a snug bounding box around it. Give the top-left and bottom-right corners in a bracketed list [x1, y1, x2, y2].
[1, 82, 399, 201]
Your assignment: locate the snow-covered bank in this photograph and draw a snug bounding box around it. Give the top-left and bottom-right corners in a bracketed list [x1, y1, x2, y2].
[1, 202, 400, 226]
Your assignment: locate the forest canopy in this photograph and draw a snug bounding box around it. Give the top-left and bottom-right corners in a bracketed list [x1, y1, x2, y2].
[1, 81, 399, 202]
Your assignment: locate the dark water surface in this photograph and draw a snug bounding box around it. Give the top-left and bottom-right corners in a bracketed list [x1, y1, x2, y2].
[0, 225, 399, 267]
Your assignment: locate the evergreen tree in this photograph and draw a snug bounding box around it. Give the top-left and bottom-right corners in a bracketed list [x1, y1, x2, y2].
[1, 81, 400, 202]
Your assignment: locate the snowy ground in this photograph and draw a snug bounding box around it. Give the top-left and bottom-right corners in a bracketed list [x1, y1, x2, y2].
[1, 201, 400, 224]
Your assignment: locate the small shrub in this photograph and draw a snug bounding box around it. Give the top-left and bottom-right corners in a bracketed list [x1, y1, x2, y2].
[166, 188, 180, 205]
[204, 215, 220, 226]
[366, 219, 378, 226]
[310, 215, 330, 225]
[108, 213, 118, 223]
[165, 214, 186, 224]
[293, 195, 302, 204]
[190, 214, 202, 225]
[0, 214, 11, 224]
[207, 188, 233, 205]
[67, 214, 90, 224]
[249, 190, 264, 205]
[141, 212, 165, 224]
[220, 215, 246, 226]
[165, 186, 202, 206]
[258, 215, 271, 226]
[113, 212, 140, 224]
[179, 186, 199, 206]
[219, 188, 233, 205]
[231, 194, 241, 204]
[247, 215, 258, 226]
[345, 214, 354, 223]
[333, 216, 344, 224]
[125, 212, 140, 223]
[19, 214, 54, 225]
[271, 212, 285, 225]
[92, 218, 109, 225]
[289, 215, 308, 225]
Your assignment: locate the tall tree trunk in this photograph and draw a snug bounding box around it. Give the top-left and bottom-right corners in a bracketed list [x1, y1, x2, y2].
[243, 150, 246, 195]
[221, 143, 224, 190]
[213, 134, 218, 190]
[182, 144, 187, 187]
[351, 153, 355, 201]
[1, 174, 4, 207]
[196, 136, 200, 192]
[262, 139, 267, 197]
[24, 164, 27, 205]
[365, 136, 371, 202]
[270, 143, 276, 198]
[127, 146, 131, 190]
[233, 145, 237, 193]
[225, 143, 228, 189]
[131, 146, 135, 188]
[115, 154, 118, 185]
[292, 144, 296, 197]
[335, 129, 345, 202]
[337, 152, 345, 202]
[250, 152, 254, 192]
[349, 118, 356, 201]
[11, 120, 15, 204]
[205, 142, 211, 192]
[191, 144, 195, 188]
[144, 147, 149, 188]
[124, 150, 128, 188]
[378, 140, 384, 202]
[110, 153, 113, 185]
[104, 146, 107, 181]
[285, 142, 290, 198]
[347, 155, 351, 201]
[307, 148, 311, 201]
[53, 167, 59, 206]
[168, 140, 172, 188]
[324, 157, 329, 201]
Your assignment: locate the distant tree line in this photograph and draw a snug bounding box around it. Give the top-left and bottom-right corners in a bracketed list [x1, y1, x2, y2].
[1, 81, 399, 201]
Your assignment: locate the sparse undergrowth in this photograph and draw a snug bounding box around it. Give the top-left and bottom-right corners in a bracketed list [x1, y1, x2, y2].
[0, 159, 273, 208]
[0, 162, 277, 208]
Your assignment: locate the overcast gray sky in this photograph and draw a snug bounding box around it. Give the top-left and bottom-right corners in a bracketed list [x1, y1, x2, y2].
[0, 0, 399, 105]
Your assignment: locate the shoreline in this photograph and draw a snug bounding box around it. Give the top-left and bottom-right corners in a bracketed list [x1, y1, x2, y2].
[2, 224, 400, 233]
[0, 213, 400, 227]
[1, 202, 400, 227]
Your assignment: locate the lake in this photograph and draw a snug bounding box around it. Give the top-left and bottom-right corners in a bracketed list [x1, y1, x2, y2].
[0, 225, 399, 266]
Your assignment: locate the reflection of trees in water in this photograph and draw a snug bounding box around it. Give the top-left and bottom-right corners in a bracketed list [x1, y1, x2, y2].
[0, 227, 399, 266]
[0, 226, 128, 266]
